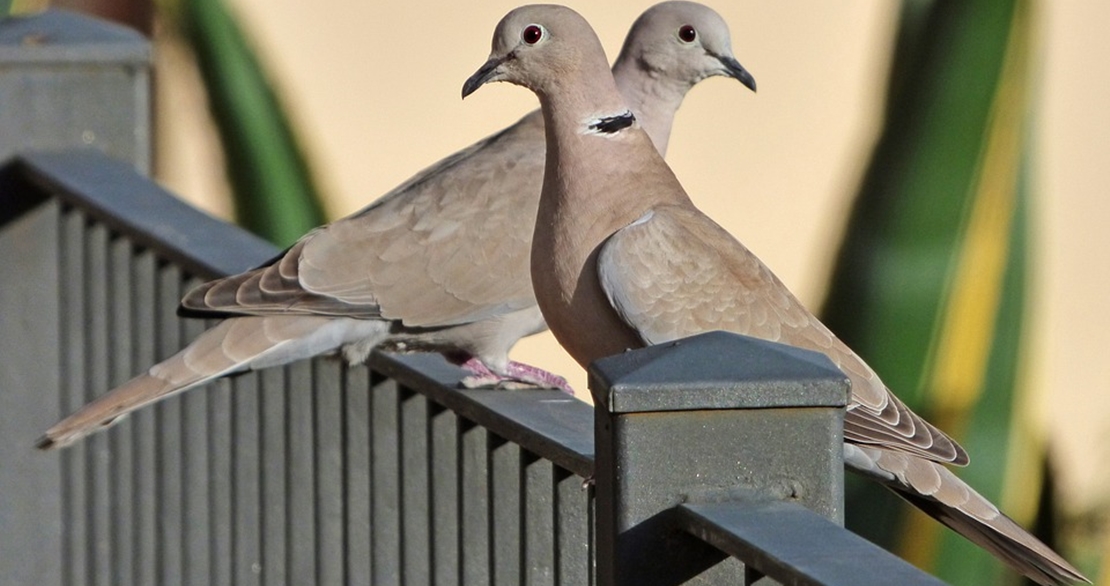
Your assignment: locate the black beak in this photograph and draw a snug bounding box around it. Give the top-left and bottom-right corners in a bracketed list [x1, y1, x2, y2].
[462, 56, 506, 99]
[716, 54, 757, 92]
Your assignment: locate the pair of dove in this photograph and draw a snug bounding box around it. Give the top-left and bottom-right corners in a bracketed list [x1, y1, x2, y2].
[38, 2, 1086, 585]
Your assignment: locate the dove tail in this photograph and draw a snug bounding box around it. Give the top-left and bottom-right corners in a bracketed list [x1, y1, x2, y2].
[36, 367, 216, 451]
[886, 477, 1088, 585]
[36, 318, 265, 451]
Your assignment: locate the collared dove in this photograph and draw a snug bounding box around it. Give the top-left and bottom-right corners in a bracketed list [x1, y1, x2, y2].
[461, 5, 1088, 585]
[37, 1, 757, 450]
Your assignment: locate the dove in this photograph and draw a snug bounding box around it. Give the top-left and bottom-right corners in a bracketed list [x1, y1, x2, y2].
[460, 5, 1088, 585]
[37, 1, 757, 450]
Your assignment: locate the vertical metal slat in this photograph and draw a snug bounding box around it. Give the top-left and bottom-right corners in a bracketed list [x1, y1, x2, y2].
[459, 422, 491, 586]
[181, 304, 210, 586]
[60, 207, 88, 586]
[260, 367, 288, 586]
[401, 388, 431, 585]
[155, 263, 184, 586]
[430, 405, 459, 586]
[343, 366, 372, 583]
[130, 249, 158, 586]
[108, 235, 134, 586]
[286, 360, 316, 584]
[491, 437, 521, 585]
[314, 358, 345, 584]
[524, 454, 555, 586]
[232, 372, 263, 586]
[208, 375, 234, 586]
[371, 375, 401, 584]
[555, 468, 592, 586]
[84, 221, 112, 586]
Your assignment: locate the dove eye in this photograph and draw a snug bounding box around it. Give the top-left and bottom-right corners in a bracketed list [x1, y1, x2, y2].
[522, 25, 544, 45]
[678, 25, 697, 43]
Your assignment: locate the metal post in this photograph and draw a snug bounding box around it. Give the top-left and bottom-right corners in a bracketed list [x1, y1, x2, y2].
[590, 331, 850, 585]
[0, 9, 151, 172]
[0, 11, 149, 585]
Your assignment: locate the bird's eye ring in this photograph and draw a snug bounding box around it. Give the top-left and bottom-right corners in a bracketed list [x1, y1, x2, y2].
[523, 24, 544, 45]
[678, 25, 697, 43]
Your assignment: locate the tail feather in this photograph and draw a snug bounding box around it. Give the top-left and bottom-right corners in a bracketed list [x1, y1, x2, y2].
[848, 445, 1088, 585]
[37, 315, 357, 450]
[895, 488, 1087, 586]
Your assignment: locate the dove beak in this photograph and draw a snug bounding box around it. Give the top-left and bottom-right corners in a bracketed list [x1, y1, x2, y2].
[462, 55, 508, 99]
[715, 54, 757, 93]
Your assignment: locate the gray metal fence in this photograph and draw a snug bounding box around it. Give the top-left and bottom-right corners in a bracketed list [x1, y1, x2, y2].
[0, 9, 947, 586]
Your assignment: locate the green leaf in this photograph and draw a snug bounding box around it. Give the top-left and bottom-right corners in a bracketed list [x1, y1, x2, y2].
[178, 0, 326, 247]
[821, 0, 1066, 582]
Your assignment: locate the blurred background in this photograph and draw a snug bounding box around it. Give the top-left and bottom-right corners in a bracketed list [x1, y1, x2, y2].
[7, 0, 1109, 582]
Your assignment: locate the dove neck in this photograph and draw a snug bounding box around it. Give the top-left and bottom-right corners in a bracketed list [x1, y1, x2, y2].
[611, 58, 688, 157]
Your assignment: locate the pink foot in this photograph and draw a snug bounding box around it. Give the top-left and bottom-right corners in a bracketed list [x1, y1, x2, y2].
[458, 357, 575, 396]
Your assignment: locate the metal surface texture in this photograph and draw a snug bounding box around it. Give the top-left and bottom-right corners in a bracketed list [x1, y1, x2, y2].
[677, 501, 947, 586]
[591, 334, 851, 586]
[0, 9, 152, 172]
[1, 151, 598, 585]
[589, 331, 851, 414]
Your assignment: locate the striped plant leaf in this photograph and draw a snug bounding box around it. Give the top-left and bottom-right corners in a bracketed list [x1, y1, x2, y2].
[820, 0, 1069, 582]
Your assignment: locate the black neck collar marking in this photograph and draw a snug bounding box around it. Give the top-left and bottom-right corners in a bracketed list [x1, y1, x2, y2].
[588, 111, 636, 134]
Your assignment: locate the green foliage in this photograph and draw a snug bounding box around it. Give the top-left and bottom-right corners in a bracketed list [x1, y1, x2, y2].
[820, 0, 1073, 582]
[178, 0, 326, 247]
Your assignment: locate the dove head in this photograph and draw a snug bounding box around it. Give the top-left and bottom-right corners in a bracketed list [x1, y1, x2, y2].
[615, 2, 756, 92]
[462, 5, 617, 102]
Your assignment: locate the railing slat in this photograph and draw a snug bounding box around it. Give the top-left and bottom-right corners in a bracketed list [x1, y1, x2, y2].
[314, 359, 345, 585]
[286, 360, 317, 584]
[371, 354, 593, 478]
[155, 263, 185, 586]
[460, 422, 491, 586]
[260, 367, 289, 586]
[401, 389, 432, 585]
[183, 310, 211, 586]
[430, 406, 460, 586]
[208, 376, 234, 586]
[554, 469, 592, 586]
[491, 438, 521, 585]
[343, 366, 372, 584]
[371, 376, 401, 584]
[85, 221, 112, 586]
[524, 454, 556, 586]
[109, 235, 135, 586]
[60, 206, 89, 586]
[231, 373, 263, 586]
[131, 249, 158, 586]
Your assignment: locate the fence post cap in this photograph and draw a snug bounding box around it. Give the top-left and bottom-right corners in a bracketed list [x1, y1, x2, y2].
[0, 9, 149, 62]
[588, 331, 849, 414]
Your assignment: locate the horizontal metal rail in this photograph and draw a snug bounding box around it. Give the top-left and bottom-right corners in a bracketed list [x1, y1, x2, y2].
[677, 501, 946, 586]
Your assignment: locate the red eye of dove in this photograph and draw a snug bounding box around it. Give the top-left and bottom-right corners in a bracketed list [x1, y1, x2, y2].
[523, 25, 543, 45]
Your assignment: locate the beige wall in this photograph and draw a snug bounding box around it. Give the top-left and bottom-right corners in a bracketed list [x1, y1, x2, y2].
[154, 1, 1110, 509]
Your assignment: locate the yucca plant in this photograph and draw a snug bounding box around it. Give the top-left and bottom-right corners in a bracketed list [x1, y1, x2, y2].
[172, 0, 326, 247]
[820, 0, 1085, 583]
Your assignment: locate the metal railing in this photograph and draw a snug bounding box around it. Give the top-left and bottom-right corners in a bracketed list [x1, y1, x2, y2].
[0, 151, 945, 586]
[0, 9, 947, 585]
